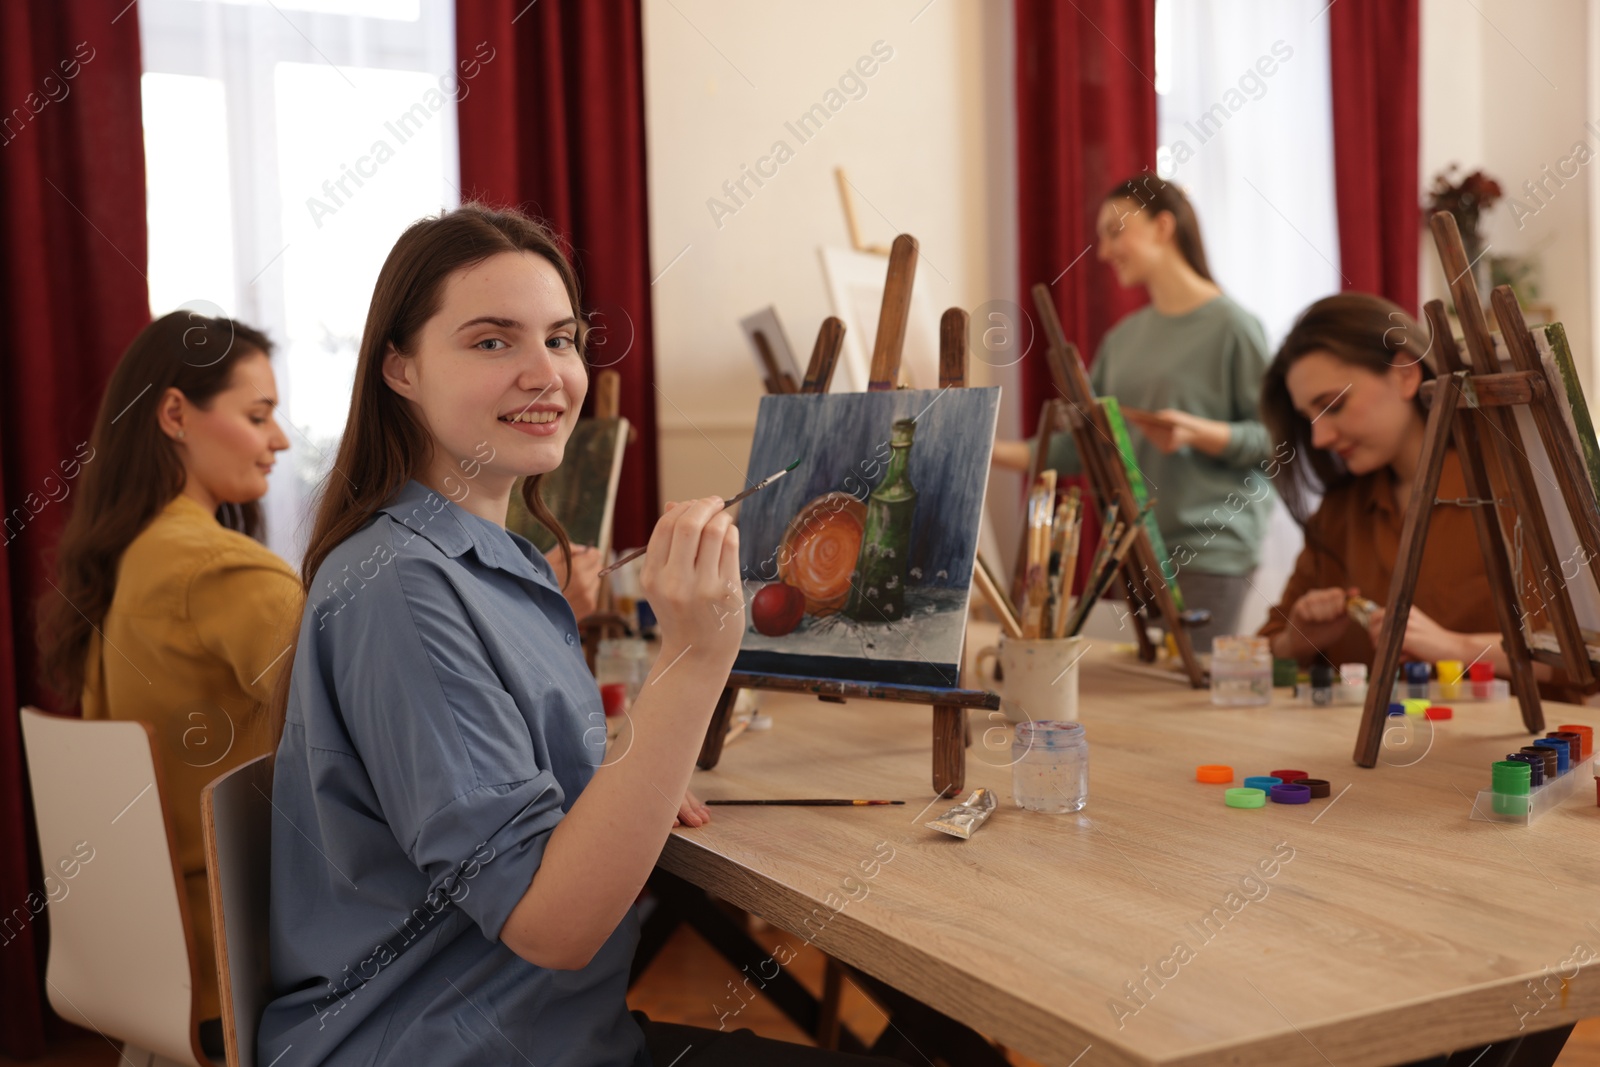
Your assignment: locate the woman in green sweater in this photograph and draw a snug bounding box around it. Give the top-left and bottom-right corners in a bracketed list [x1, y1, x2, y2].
[996, 175, 1278, 647]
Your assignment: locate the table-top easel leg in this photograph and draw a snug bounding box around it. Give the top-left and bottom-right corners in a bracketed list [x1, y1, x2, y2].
[697, 686, 740, 771]
[1357, 374, 1461, 766]
[932, 705, 966, 797]
[1116, 572, 1157, 661]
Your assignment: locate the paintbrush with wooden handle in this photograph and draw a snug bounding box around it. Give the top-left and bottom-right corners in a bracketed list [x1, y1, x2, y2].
[1049, 487, 1082, 639]
[1020, 470, 1057, 639]
[1065, 500, 1154, 638]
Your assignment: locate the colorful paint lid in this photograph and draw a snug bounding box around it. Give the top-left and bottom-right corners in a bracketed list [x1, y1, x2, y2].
[1270, 783, 1311, 804]
[1225, 788, 1266, 809]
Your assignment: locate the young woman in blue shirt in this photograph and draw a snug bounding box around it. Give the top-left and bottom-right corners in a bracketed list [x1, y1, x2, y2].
[257, 205, 880, 1065]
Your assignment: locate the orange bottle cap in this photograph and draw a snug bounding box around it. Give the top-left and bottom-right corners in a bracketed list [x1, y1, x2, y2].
[1196, 764, 1234, 783]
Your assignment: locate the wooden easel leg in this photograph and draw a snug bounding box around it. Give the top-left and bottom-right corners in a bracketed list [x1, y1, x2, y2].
[1357, 375, 1461, 767]
[818, 958, 844, 1049]
[1166, 613, 1204, 689]
[1453, 409, 1544, 735]
[697, 686, 740, 770]
[1120, 576, 1156, 661]
[932, 704, 966, 797]
[1127, 545, 1204, 688]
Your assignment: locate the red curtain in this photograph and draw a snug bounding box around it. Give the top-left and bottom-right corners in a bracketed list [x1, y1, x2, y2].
[1014, 0, 1157, 592]
[0, 1, 149, 1054]
[1014, 0, 1158, 432]
[456, 0, 659, 551]
[1329, 0, 1420, 312]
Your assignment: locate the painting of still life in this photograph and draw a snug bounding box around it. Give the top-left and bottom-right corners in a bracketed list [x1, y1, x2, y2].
[506, 417, 629, 553]
[734, 387, 1000, 688]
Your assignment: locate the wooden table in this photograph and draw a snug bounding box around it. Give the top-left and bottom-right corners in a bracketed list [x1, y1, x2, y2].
[662, 634, 1600, 1066]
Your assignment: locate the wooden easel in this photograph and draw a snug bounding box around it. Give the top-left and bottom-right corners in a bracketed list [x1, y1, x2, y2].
[749, 329, 800, 395]
[577, 369, 631, 672]
[1018, 283, 1206, 687]
[697, 234, 1001, 796]
[1354, 211, 1600, 766]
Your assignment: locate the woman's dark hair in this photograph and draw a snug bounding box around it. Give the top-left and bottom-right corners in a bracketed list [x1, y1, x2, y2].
[1106, 173, 1214, 283]
[1261, 292, 1436, 527]
[38, 312, 275, 700]
[267, 202, 583, 745]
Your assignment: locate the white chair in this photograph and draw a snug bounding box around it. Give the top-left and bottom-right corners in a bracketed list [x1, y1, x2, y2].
[201, 755, 274, 1067]
[19, 707, 215, 1067]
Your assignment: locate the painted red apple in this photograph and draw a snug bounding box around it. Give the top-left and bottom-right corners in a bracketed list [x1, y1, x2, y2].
[751, 581, 806, 636]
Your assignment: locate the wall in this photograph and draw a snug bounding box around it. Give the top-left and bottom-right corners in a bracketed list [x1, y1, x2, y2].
[641, 0, 1020, 556]
[1420, 0, 1592, 398]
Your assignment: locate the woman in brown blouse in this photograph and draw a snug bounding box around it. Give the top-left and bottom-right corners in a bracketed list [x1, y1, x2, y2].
[1257, 292, 1558, 687]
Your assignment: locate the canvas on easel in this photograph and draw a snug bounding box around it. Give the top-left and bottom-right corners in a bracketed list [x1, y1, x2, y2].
[1354, 211, 1600, 767]
[1487, 323, 1600, 660]
[819, 245, 942, 393]
[734, 387, 999, 686]
[507, 417, 629, 555]
[697, 235, 1002, 796]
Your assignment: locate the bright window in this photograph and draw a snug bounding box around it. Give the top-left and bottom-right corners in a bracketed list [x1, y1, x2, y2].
[139, 0, 459, 564]
[1154, 0, 1340, 346]
[1153, 0, 1339, 630]
[142, 73, 237, 316]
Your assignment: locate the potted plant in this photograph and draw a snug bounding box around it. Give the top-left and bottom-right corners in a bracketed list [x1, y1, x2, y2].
[1425, 164, 1504, 302]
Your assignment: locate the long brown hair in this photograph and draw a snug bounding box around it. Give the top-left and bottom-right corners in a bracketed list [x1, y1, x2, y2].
[1106, 173, 1214, 283]
[269, 203, 581, 744]
[38, 312, 275, 700]
[1261, 292, 1436, 527]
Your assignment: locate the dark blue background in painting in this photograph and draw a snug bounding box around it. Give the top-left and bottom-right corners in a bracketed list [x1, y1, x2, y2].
[737, 387, 1000, 588]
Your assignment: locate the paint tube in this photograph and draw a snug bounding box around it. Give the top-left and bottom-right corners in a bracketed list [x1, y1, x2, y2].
[1346, 595, 1379, 630]
[926, 787, 997, 839]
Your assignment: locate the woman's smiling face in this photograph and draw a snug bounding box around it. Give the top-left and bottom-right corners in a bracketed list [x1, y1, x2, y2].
[1284, 350, 1422, 476]
[1096, 196, 1171, 288]
[384, 250, 588, 503]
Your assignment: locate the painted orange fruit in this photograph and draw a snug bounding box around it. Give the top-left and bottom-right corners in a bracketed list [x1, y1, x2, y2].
[776, 492, 867, 616]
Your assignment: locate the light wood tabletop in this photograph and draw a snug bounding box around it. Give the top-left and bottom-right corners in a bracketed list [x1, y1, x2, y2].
[662, 630, 1600, 1067]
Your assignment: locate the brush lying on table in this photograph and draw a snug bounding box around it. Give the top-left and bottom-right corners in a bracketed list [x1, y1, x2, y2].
[703, 799, 906, 806]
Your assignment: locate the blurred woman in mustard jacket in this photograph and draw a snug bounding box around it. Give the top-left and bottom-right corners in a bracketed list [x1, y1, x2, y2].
[38, 311, 302, 1044]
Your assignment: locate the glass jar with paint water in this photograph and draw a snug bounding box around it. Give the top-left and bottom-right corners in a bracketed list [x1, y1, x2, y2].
[1210, 635, 1272, 706]
[1012, 720, 1088, 813]
[595, 637, 653, 705]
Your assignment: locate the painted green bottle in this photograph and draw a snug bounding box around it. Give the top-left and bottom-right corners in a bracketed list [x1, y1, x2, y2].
[846, 418, 918, 622]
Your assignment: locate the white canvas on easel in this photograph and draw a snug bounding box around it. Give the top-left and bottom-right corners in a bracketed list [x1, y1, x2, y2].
[1491, 327, 1600, 653]
[818, 246, 941, 393]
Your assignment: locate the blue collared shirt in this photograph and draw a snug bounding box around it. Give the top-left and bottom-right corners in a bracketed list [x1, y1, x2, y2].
[258, 480, 646, 1066]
